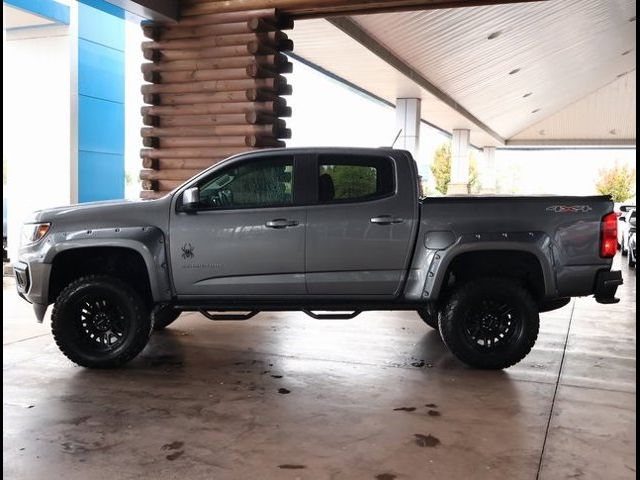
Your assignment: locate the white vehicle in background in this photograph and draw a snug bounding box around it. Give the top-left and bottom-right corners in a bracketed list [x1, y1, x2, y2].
[618, 207, 636, 257]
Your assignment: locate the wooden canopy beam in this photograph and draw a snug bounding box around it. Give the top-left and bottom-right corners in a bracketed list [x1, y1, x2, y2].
[181, 0, 545, 19]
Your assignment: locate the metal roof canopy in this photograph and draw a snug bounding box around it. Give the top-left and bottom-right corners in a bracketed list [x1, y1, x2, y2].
[289, 0, 636, 147]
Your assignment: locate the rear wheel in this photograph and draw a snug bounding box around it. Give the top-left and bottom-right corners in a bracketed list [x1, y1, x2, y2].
[628, 250, 636, 268]
[51, 275, 152, 368]
[439, 277, 539, 370]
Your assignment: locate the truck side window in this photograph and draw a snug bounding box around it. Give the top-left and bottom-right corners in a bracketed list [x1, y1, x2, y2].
[198, 156, 294, 209]
[317, 155, 394, 203]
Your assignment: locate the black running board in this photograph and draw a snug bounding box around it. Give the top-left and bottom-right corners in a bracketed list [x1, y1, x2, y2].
[302, 310, 361, 320]
[199, 310, 259, 321]
[195, 309, 362, 321]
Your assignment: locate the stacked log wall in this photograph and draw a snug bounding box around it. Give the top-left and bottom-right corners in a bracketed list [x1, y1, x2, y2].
[139, 8, 293, 199]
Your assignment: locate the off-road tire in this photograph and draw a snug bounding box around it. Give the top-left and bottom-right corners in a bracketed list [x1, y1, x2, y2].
[439, 277, 539, 370]
[417, 308, 439, 330]
[51, 275, 152, 368]
[152, 306, 181, 330]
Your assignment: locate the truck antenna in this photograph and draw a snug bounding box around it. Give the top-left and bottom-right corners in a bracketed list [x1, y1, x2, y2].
[390, 129, 402, 148]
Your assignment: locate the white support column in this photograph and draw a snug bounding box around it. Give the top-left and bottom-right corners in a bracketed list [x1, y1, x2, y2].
[395, 98, 421, 158]
[448, 128, 470, 195]
[480, 146, 497, 194]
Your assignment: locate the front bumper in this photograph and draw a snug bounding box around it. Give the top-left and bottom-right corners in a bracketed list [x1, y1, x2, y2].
[594, 270, 623, 304]
[13, 260, 51, 322]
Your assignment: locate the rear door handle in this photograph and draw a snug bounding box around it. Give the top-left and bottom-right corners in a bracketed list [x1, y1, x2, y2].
[370, 215, 404, 225]
[265, 218, 299, 229]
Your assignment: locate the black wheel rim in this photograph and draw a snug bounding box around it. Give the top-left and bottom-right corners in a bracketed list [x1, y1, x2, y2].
[71, 293, 128, 354]
[462, 298, 523, 351]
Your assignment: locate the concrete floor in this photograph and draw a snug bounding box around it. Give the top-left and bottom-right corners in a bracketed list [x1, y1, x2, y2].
[3, 259, 636, 480]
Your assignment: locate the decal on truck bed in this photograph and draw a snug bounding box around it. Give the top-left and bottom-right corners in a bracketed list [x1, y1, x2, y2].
[546, 205, 593, 213]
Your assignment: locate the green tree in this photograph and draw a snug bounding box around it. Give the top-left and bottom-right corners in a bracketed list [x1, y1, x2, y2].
[595, 163, 636, 202]
[430, 142, 481, 195]
[431, 143, 451, 195]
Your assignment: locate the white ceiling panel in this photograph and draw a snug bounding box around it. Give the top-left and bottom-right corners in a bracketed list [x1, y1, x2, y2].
[290, 0, 636, 146]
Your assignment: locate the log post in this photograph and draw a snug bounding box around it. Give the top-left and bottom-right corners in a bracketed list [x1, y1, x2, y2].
[139, 7, 293, 199]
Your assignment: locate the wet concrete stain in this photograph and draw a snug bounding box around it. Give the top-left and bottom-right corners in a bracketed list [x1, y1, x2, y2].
[409, 359, 433, 368]
[393, 407, 416, 412]
[62, 416, 92, 426]
[414, 434, 441, 448]
[278, 464, 306, 469]
[166, 451, 184, 461]
[375, 474, 397, 480]
[428, 410, 441, 417]
[162, 441, 184, 451]
[278, 388, 291, 394]
[162, 441, 185, 461]
[61, 441, 111, 454]
[147, 355, 183, 368]
[271, 375, 283, 379]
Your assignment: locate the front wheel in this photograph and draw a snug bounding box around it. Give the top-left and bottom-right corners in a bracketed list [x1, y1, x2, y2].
[439, 277, 539, 370]
[51, 275, 152, 368]
[417, 307, 439, 330]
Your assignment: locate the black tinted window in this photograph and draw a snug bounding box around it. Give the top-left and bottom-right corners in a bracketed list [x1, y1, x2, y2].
[318, 155, 394, 203]
[198, 156, 293, 209]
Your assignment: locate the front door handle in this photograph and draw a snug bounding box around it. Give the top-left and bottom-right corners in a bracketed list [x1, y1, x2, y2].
[370, 215, 404, 225]
[265, 218, 299, 229]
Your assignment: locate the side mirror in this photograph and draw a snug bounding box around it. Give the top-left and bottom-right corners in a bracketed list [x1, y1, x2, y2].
[182, 187, 200, 212]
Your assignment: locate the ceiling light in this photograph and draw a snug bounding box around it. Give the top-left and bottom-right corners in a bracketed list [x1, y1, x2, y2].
[532, 108, 541, 114]
[487, 31, 501, 40]
[509, 68, 521, 75]
[523, 92, 532, 98]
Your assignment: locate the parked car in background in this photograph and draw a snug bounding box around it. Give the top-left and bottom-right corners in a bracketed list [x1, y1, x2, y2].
[3, 196, 7, 262]
[615, 203, 635, 218]
[619, 208, 636, 256]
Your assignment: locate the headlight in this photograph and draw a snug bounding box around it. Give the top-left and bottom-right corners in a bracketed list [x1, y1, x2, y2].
[21, 223, 51, 246]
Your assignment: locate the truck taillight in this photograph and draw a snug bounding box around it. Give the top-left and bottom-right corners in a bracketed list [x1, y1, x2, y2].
[600, 212, 618, 258]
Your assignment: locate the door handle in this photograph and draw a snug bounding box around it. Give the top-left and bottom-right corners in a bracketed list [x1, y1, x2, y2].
[370, 215, 404, 225]
[265, 218, 299, 229]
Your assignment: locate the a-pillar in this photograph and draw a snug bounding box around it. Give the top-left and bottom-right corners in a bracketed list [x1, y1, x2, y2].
[395, 98, 421, 158]
[448, 128, 470, 195]
[480, 146, 497, 194]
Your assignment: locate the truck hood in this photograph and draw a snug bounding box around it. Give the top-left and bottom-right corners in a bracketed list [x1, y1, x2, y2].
[26, 196, 173, 231]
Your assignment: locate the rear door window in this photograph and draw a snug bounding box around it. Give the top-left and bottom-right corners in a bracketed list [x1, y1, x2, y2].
[317, 154, 394, 203]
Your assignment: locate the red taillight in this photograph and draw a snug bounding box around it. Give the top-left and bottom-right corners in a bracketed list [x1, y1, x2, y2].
[600, 212, 618, 258]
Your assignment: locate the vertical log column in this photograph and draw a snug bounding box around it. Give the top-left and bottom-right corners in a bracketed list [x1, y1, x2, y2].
[139, 8, 294, 199]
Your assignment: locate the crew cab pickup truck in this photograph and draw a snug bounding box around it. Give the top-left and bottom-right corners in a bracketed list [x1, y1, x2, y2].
[14, 147, 623, 370]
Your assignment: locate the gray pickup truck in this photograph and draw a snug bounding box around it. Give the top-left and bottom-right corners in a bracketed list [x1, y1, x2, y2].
[14, 147, 622, 370]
